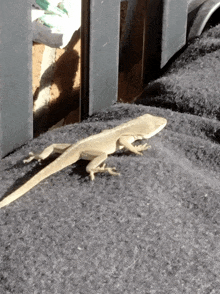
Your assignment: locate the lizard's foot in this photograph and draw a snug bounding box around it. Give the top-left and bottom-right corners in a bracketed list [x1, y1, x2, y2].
[23, 152, 43, 163]
[89, 164, 120, 181]
[133, 143, 151, 155]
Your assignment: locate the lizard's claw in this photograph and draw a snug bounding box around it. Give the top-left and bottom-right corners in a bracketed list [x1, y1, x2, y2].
[23, 152, 35, 163]
[133, 143, 151, 155]
[136, 143, 151, 151]
[105, 167, 120, 176]
[23, 152, 42, 163]
[89, 165, 120, 180]
[98, 164, 120, 176]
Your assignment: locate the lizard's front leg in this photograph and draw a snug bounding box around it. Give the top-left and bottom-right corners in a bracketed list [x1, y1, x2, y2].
[24, 144, 72, 163]
[118, 135, 150, 155]
[81, 151, 120, 180]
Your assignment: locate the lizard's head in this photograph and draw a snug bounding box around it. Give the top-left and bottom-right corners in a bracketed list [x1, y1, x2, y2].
[133, 114, 167, 139]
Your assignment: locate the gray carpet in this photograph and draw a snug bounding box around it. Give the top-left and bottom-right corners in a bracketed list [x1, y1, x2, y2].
[1, 25, 220, 293]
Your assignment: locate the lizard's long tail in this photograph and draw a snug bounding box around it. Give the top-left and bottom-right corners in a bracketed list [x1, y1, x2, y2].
[0, 151, 80, 208]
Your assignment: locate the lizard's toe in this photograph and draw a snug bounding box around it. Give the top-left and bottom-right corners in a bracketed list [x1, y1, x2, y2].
[23, 152, 35, 163]
[90, 172, 95, 181]
[107, 167, 120, 176]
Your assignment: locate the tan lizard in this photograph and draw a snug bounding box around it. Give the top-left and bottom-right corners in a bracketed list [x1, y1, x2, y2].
[0, 114, 167, 208]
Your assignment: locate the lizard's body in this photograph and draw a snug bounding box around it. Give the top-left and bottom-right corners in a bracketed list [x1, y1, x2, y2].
[0, 114, 167, 208]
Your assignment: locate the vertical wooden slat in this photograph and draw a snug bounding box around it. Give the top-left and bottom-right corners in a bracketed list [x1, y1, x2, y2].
[80, 0, 121, 119]
[80, 0, 90, 120]
[142, 0, 164, 84]
[161, 0, 188, 67]
[142, 0, 188, 84]
[0, 0, 33, 158]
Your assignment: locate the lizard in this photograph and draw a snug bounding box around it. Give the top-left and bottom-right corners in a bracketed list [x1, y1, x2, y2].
[0, 114, 167, 208]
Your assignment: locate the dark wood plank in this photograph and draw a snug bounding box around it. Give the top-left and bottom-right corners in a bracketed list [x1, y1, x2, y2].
[142, 0, 188, 84]
[0, 0, 33, 158]
[80, 0, 121, 119]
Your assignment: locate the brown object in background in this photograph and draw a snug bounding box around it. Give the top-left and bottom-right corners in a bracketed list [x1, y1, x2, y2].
[32, 43, 45, 97]
[32, 30, 81, 135]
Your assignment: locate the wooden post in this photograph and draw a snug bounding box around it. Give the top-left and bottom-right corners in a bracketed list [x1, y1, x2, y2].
[0, 0, 33, 158]
[80, 0, 121, 119]
[142, 0, 188, 84]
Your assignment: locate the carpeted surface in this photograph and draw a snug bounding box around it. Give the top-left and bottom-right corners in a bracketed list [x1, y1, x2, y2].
[1, 25, 220, 293]
[136, 24, 220, 120]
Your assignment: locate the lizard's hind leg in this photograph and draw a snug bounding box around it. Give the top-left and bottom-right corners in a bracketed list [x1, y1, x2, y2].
[24, 144, 72, 163]
[82, 151, 120, 181]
